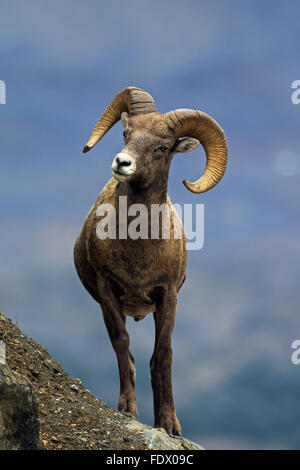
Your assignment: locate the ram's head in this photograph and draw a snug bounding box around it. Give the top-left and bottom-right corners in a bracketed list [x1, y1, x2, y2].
[83, 87, 228, 193]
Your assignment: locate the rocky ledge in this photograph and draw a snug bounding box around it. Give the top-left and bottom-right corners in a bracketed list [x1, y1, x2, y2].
[0, 312, 203, 451]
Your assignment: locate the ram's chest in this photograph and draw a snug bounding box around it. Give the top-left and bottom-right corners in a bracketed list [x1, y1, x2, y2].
[89, 234, 184, 288]
[86, 193, 185, 289]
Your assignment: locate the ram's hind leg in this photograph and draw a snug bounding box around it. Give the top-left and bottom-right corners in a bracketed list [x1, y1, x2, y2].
[97, 274, 137, 416]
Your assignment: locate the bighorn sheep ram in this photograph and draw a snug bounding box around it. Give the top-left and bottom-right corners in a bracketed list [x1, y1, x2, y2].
[74, 87, 227, 435]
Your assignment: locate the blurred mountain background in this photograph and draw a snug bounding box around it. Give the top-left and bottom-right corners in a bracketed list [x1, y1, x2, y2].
[0, 0, 300, 449]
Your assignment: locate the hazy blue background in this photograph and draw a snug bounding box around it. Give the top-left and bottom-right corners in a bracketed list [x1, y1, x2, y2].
[1, 0, 300, 449]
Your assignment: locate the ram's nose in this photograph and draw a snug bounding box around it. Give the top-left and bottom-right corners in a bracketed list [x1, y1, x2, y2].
[112, 152, 136, 180]
[115, 154, 132, 169]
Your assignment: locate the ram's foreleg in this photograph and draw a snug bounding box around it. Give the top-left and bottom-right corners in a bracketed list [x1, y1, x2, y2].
[97, 274, 137, 416]
[150, 285, 181, 435]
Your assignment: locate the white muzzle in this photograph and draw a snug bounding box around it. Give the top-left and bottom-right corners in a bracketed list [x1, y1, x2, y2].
[111, 152, 136, 181]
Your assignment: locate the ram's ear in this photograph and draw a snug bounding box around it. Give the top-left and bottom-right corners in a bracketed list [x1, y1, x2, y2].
[121, 112, 129, 128]
[173, 137, 200, 153]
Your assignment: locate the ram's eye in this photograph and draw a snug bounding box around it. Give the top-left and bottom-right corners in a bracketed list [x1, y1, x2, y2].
[123, 131, 128, 138]
[159, 145, 168, 153]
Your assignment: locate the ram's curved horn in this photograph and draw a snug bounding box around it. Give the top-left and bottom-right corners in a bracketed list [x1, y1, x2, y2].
[83, 87, 156, 153]
[164, 109, 228, 193]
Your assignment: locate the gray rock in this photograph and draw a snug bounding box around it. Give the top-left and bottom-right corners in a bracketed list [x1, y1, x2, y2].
[97, 440, 109, 448]
[0, 364, 42, 450]
[125, 421, 204, 450]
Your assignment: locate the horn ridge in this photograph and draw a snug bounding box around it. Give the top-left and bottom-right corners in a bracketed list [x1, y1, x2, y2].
[83, 87, 156, 153]
[164, 109, 228, 193]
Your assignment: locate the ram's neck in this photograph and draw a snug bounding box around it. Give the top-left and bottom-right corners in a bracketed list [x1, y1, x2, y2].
[115, 172, 170, 208]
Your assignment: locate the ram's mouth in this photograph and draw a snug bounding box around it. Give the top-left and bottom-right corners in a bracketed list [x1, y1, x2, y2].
[112, 169, 131, 181]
